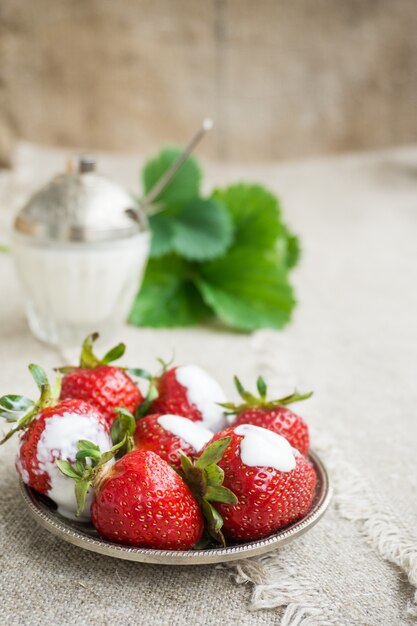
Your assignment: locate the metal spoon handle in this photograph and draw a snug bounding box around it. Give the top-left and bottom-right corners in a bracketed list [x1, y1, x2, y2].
[141, 118, 213, 209]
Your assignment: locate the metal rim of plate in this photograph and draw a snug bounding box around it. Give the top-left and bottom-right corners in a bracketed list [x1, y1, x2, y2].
[19, 450, 332, 566]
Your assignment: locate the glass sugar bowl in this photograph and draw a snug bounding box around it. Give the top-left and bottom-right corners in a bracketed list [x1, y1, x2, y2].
[13, 156, 150, 347]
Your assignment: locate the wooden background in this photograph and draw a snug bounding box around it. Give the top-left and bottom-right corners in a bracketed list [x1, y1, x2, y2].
[0, 0, 416, 165]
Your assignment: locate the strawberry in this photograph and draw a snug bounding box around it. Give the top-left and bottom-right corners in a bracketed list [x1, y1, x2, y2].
[92, 450, 204, 549]
[0, 364, 112, 519]
[58, 444, 204, 550]
[199, 424, 317, 542]
[224, 376, 312, 455]
[59, 435, 237, 549]
[133, 413, 213, 469]
[58, 333, 143, 427]
[150, 364, 227, 431]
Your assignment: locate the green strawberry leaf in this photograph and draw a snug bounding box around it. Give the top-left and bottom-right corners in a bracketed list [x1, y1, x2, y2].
[77, 440, 100, 452]
[204, 464, 224, 487]
[76, 448, 101, 463]
[55, 460, 82, 480]
[284, 231, 301, 269]
[196, 437, 231, 469]
[170, 198, 232, 261]
[276, 227, 301, 269]
[79, 333, 101, 368]
[101, 343, 126, 365]
[198, 248, 296, 331]
[126, 368, 153, 381]
[212, 183, 283, 251]
[129, 256, 211, 327]
[135, 379, 158, 419]
[205, 485, 238, 505]
[28, 364, 49, 390]
[180, 453, 195, 474]
[75, 480, 90, 516]
[0, 395, 34, 422]
[142, 147, 201, 206]
[148, 211, 175, 257]
[149, 199, 232, 262]
[201, 500, 226, 546]
[28, 364, 52, 406]
[111, 408, 136, 450]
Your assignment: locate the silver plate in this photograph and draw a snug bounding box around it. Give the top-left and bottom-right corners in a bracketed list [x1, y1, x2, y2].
[19, 450, 332, 565]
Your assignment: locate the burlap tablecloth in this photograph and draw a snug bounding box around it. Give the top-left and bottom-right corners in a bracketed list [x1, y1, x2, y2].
[0, 144, 416, 625]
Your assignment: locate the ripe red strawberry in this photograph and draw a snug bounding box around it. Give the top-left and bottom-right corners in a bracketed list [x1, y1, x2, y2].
[201, 424, 317, 542]
[0, 364, 112, 519]
[59, 444, 204, 549]
[91, 450, 204, 549]
[133, 413, 213, 469]
[224, 376, 312, 455]
[59, 333, 143, 427]
[150, 364, 227, 431]
[59, 433, 237, 549]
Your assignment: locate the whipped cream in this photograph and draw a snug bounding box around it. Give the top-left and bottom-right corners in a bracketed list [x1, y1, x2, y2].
[157, 414, 213, 451]
[35, 411, 112, 520]
[175, 365, 227, 431]
[234, 424, 296, 472]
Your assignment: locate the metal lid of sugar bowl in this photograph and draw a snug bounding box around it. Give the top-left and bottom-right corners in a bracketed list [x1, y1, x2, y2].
[14, 155, 147, 243]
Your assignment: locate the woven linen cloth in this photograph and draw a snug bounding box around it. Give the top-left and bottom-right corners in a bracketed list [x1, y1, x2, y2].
[0, 143, 416, 626]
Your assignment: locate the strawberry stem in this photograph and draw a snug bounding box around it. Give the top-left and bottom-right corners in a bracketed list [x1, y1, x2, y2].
[0, 364, 57, 445]
[178, 437, 237, 546]
[219, 375, 313, 414]
[79, 332, 126, 369]
[110, 408, 136, 456]
[56, 437, 126, 515]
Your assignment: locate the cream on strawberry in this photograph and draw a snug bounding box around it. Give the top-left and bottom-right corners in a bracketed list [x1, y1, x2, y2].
[175, 365, 227, 431]
[34, 411, 112, 520]
[157, 414, 213, 452]
[234, 424, 297, 472]
[202, 425, 317, 541]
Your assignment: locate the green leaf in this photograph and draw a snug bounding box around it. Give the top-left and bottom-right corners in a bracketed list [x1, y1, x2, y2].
[101, 343, 126, 365]
[205, 464, 224, 487]
[54, 366, 75, 375]
[135, 379, 159, 419]
[198, 248, 296, 331]
[79, 333, 101, 368]
[171, 198, 232, 261]
[276, 227, 301, 269]
[201, 500, 225, 546]
[77, 440, 100, 452]
[28, 364, 49, 390]
[148, 212, 175, 257]
[75, 461, 86, 475]
[125, 368, 153, 381]
[0, 395, 34, 422]
[205, 485, 238, 505]
[129, 256, 211, 328]
[142, 147, 201, 206]
[55, 459, 82, 480]
[28, 364, 52, 406]
[76, 449, 101, 463]
[272, 390, 313, 406]
[196, 437, 231, 469]
[283, 232, 301, 269]
[113, 408, 136, 437]
[256, 376, 268, 399]
[180, 453, 195, 475]
[212, 183, 283, 251]
[75, 480, 90, 516]
[149, 199, 232, 262]
[233, 376, 257, 404]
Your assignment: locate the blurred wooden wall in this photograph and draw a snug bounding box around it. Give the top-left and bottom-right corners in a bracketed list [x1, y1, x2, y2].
[0, 0, 416, 165]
